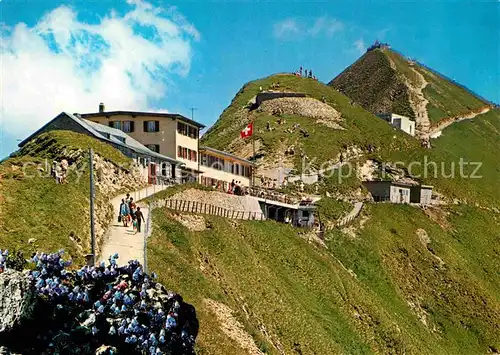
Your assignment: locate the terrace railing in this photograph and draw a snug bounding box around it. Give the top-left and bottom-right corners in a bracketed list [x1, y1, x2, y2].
[161, 199, 266, 221]
[246, 188, 297, 205]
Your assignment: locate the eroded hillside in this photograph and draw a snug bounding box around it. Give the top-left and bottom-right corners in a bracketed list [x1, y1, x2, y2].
[329, 48, 491, 133]
[148, 201, 500, 354]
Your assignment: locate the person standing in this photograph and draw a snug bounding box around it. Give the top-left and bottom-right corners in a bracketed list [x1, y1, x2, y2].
[119, 199, 130, 227]
[128, 197, 136, 226]
[60, 159, 69, 184]
[55, 163, 63, 184]
[135, 207, 145, 234]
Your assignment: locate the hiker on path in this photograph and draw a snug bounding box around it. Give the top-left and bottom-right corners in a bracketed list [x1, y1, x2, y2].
[131, 213, 138, 232]
[135, 207, 145, 234]
[119, 199, 130, 227]
[129, 197, 136, 225]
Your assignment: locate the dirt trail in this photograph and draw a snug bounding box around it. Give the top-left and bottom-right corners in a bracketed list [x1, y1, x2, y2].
[386, 56, 430, 135]
[408, 67, 431, 135]
[204, 299, 264, 355]
[424, 106, 491, 139]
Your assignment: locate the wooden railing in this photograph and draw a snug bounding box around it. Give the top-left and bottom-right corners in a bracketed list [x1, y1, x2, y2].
[162, 199, 266, 221]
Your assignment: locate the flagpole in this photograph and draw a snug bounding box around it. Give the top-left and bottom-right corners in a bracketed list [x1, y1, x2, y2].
[252, 120, 255, 187]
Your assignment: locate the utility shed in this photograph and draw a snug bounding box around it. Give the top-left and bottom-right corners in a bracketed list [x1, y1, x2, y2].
[363, 181, 411, 204]
[410, 185, 433, 205]
[296, 205, 316, 227]
[376, 113, 416, 136]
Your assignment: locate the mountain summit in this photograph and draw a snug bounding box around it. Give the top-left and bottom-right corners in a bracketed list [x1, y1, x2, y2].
[328, 44, 490, 135]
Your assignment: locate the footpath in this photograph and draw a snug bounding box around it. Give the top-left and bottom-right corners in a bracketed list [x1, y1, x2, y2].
[98, 185, 169, 266]
[336, 202, 364, 227]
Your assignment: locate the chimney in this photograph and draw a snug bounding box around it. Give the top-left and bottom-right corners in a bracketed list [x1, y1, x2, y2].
[99, 103, 105, 113]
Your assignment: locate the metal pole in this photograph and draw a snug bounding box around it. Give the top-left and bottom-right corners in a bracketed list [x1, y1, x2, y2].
[144, 202, 150, 274]
[252, 124, 256, 187]
[89, 148, 96, 266]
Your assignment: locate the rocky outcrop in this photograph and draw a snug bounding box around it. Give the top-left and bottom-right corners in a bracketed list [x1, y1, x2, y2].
[257, 97, 341, 121]
[0, 270, 36, 333]
[0, 251, 198, 354]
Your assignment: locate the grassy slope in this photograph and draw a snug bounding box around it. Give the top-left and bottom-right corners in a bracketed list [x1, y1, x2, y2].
[329, 49, 415, 118]
[148, 202, 500, 354]
[0, 131, 131, 263]
[203, 72, 499, 207]
[384, 49, 487, 124]
[386, 109, 500, 206]
[330, 48, 488, 125]
[202, 73, 419, 170]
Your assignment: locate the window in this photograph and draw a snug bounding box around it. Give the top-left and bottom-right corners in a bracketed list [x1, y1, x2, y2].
[109, 120, 134, 133]
[177, 146, 198, 162]
[177, 122, 187, 135]
[144, 121, 160, 132]
[109, 121, 122, 130]
[190, 150, 197, 162]
[188, 125, 198, 138]
[177, 121, 198, 139]
[122, 121, 134, 133]
[146, 144, 160, 153]
[113, 135, 126, 143]
[161, 163, 170, 177]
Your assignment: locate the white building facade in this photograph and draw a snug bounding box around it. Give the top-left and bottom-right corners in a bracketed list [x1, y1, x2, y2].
[377, 113, 416, 136]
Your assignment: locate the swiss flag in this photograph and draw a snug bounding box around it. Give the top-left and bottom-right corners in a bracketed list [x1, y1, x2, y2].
[240, 122, 253, 139]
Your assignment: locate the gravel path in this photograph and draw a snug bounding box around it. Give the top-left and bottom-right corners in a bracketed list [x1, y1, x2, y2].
[98, 185, 169, 266]
[337, 202, 364, 227]
[423, 106, 491, 139]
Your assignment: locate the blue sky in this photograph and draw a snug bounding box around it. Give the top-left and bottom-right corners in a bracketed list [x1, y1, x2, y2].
[1, 0, 498, 159]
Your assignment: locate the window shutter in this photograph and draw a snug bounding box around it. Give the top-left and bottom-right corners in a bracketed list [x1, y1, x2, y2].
[144, 121, 148, 132]
[130, 121, 135, 132]
[155, 121, 160, 132]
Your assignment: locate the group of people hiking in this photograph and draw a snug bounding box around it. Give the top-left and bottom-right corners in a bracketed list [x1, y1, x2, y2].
[119, 193, 145, 234]
[294, 66, 318, 80]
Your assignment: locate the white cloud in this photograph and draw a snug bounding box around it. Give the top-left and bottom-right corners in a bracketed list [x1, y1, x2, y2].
[308, 17, 344, 37]
[354, 39, 366, 54]
[0, 0, 199, 139]
[273, 18, 300, 39]
[273, 16, 344, 40]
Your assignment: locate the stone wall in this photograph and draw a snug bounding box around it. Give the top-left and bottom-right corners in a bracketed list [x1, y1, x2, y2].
[157, 188, 263, 215]
[257, 97, 341, 121]
[255, 92, 306, 107]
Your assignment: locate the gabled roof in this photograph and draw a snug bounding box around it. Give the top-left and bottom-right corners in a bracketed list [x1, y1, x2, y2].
[80, 111, 206, 128]
[18, 112, 180, 164]
[199, 146, 255, 166]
